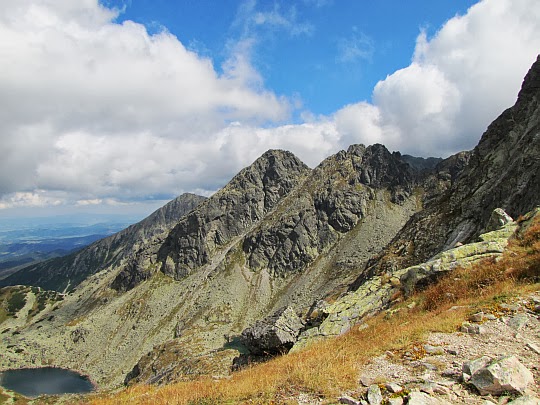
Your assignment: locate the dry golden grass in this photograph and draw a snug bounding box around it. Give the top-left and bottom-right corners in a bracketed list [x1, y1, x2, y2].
[87, 215, 540, 405]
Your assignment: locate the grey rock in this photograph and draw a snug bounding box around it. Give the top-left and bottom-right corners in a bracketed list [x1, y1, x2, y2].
[463, 356, 492, 377]
[339, 395, 361, 405]
[386, 382, 403, 393]
[526, 342, 540, 355]
[367, 384, 383, 405]
[158, 150, 310, 280]
[424, 344, 445, 355]
[239, 306, 304, 355]
[485, 208, 514, 232]
[470, 355, 534, 395]
[460, 322, 486, 334]
[470, 312, 485, 323]
[507, 314, 528, 330]
[388, 398, 404, 405]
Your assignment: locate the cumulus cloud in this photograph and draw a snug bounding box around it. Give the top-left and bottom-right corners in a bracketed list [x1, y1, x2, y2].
[0, 0, 289, 203]
[335, 0, 540, 156]
[1, 0, 539, 213]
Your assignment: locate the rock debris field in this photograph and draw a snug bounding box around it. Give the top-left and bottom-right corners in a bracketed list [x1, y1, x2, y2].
[330, 292, 540, 405]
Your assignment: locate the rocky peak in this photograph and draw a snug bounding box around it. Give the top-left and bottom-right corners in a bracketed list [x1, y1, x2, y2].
[156, 150, 311, 280]
[242, 143, 421, 276]
[517, 54, 540, 105]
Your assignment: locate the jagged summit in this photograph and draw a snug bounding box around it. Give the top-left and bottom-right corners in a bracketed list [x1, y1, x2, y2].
[157, 149, 310, 281]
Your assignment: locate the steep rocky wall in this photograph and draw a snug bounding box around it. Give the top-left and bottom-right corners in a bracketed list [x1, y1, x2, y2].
[156, 150, 311, 280]
[368, 55, 540, 275]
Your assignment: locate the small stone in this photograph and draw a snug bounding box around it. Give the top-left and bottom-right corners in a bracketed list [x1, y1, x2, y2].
[386, 382, 403, 393]
[424, 344, 445, 355]
[500, 303, 520, 312]
[432, 384, 451, 395]
[508, 314, 528, 330]
[441, 368, 458, 378]
[390, 277, 401, 287]
[339, 395, 360, 405]
[407, 391, 451, 404]
[470, 312, 485, 322]
[367, 384, 383, 405]
[385, 350, 395, 358]
[485, 314, 497, 320]
[446, 348, 459, 355]
[463, 356, 492, 382]
[388, 398, 404, 405]
[420, 382, 435, 395]
[359, 375, 372, 387]
[460, 322, 485, 334]
[407, 301, 417, 309]
[526, 342, 540, 355]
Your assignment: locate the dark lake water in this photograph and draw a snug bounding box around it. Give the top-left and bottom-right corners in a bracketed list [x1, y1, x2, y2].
[0, 367, 94, 397]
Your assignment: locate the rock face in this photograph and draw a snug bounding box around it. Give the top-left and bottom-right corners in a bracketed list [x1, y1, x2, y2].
[370, 55, 540, 274]
[242, 144, 418, 277]
[157, 150, 311, 280]
[0, 193, 206, 292]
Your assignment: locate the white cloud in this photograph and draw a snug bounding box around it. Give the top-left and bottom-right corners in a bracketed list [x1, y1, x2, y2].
[0, 191, 64, 210]
[0, 0, 290, 203]
[335, 0, 540, 156]
[1, 0, 539, 213]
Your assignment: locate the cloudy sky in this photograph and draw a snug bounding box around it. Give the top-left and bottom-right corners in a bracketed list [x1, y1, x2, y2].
[1, 0, 539, 219]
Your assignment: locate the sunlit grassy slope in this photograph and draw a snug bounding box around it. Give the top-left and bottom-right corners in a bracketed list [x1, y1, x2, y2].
[88, 214, 540, 405]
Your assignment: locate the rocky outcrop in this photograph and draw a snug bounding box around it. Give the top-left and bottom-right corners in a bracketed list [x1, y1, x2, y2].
[157, 150, 310, 280]
[239, 306, 305, 355]
[0, 193, 206, 292]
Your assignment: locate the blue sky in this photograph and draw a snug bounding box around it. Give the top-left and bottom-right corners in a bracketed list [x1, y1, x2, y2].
[105, 0, 477, 115]
[0, 0, 539, 220]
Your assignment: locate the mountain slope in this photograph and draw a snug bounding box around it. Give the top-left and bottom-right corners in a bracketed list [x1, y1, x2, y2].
[0, 193, 206, 292]
[0, 145, 440, 387]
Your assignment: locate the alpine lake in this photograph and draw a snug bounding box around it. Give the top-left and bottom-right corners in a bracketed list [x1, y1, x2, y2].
[0, 367, 95, 398]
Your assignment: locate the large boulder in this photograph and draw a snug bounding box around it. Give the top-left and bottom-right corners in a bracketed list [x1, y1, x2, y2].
[469, 355, 534, 396]
[240, 306, 305, 355]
